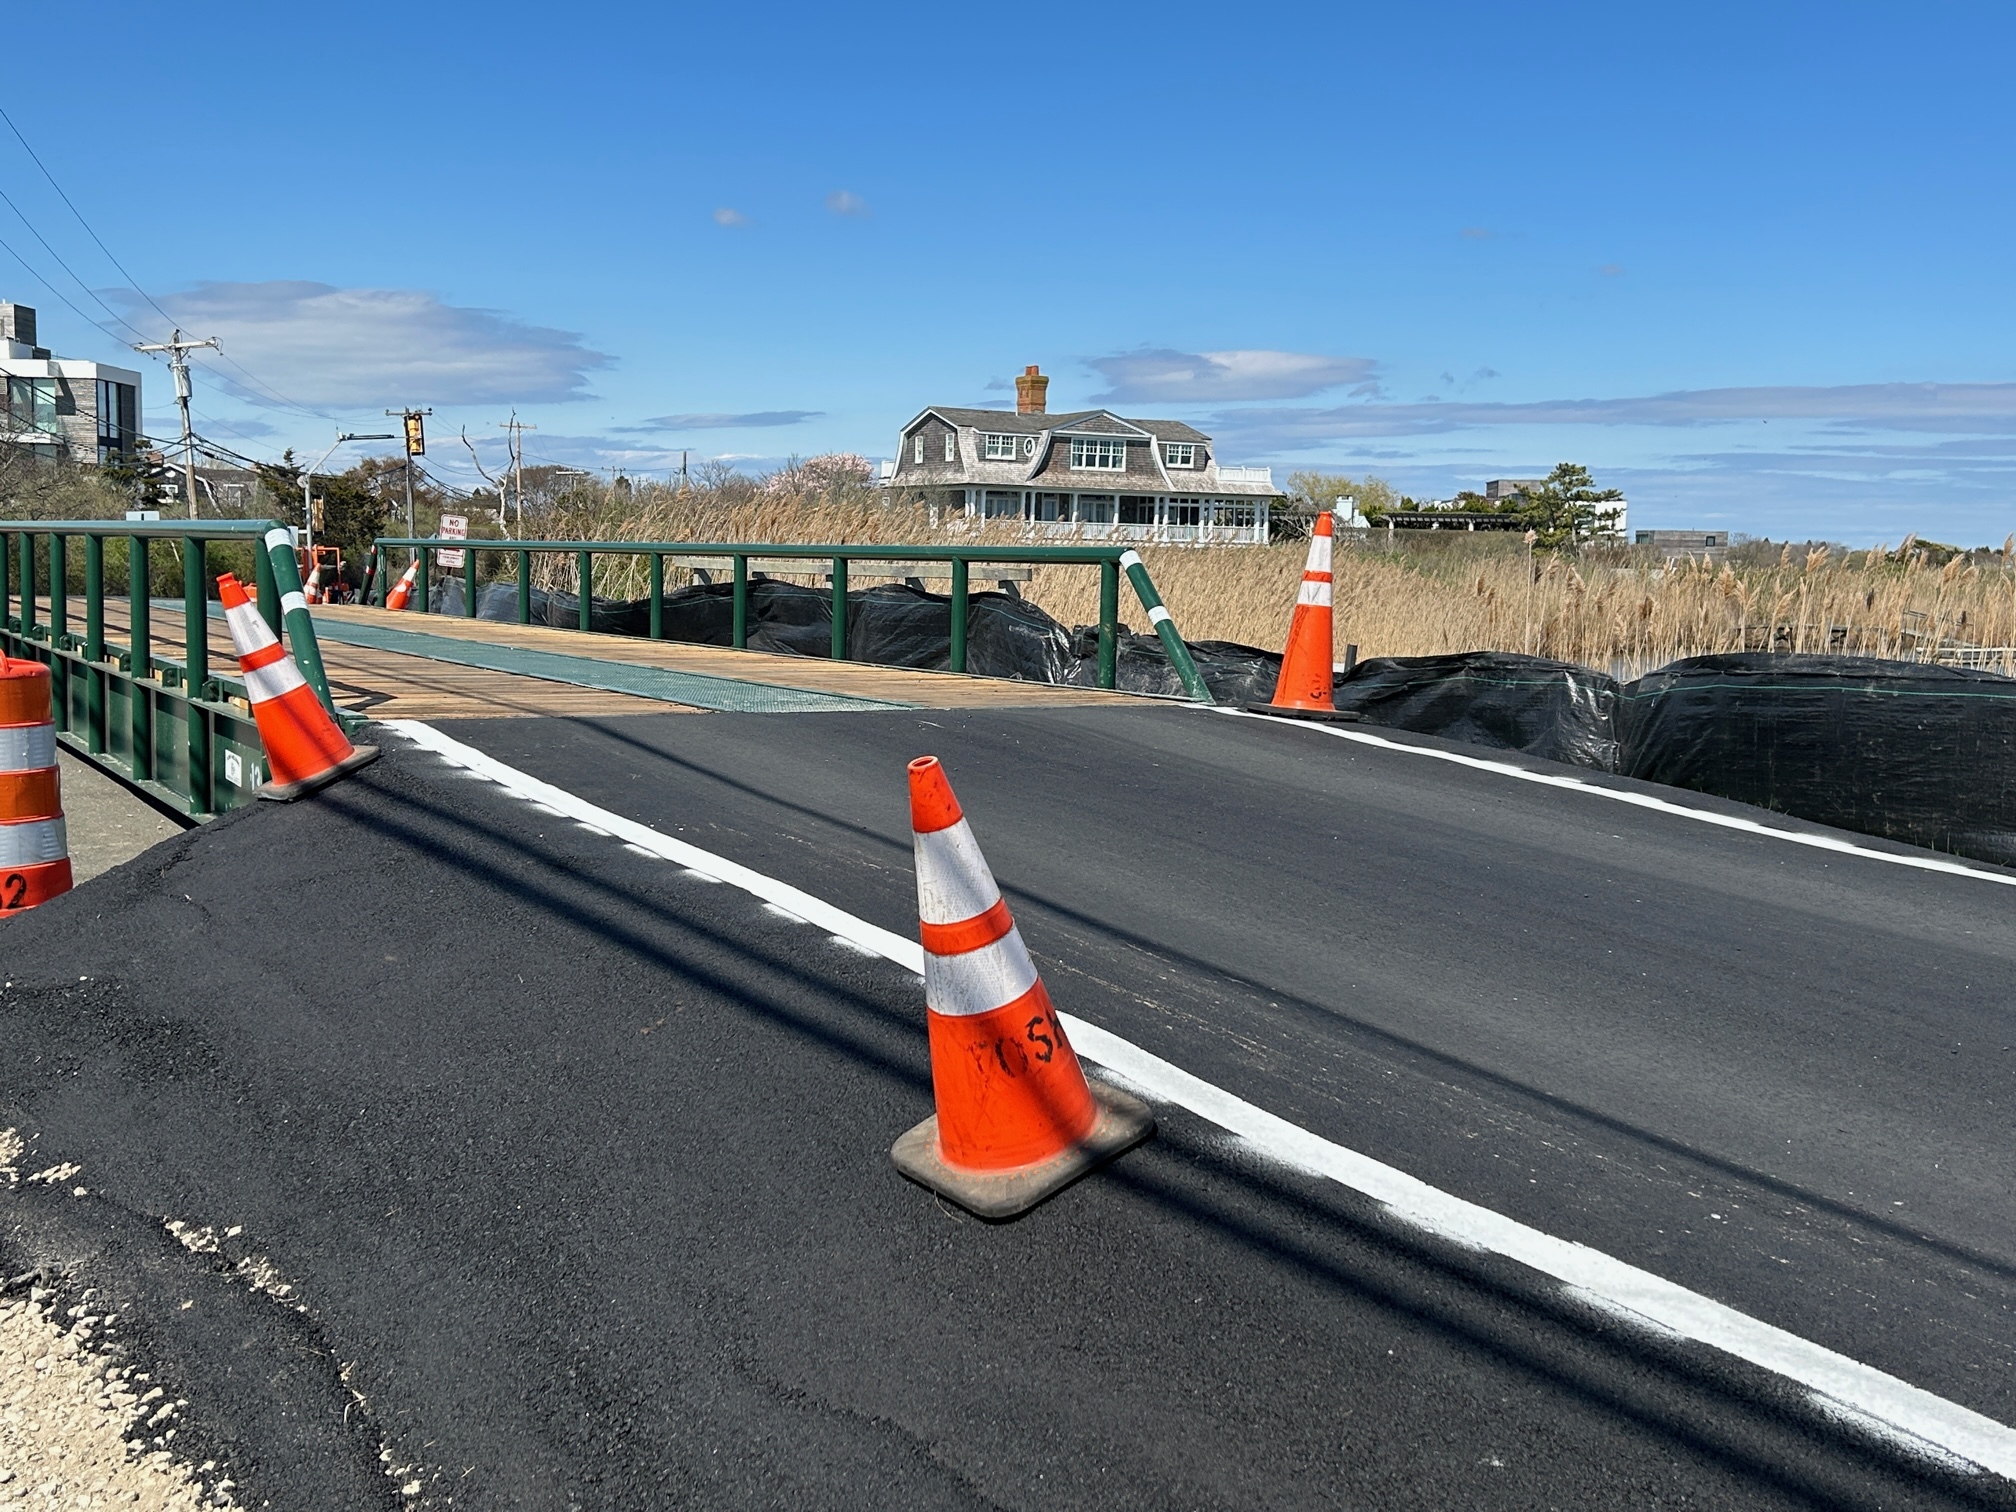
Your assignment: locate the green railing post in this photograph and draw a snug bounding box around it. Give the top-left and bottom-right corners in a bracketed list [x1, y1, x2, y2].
[1098, 557, 1120, 690]
[253, 538, 282, 640]
[184, 537, 211, 814]
[265, 527, 336, 715]
[516, 550, 531, 624]
[374, 547, 390, 607]
[415, 547, 432, 614]
[0, 530, 10, 628]
[576, 549, 592, 632]
[464, 544, 478, 617]
[84, 535, 105, 755]
[732, 555, 748, 648]
[648, 553, 664, 639]
[830, 555, 848, 661]
[128, 536, 152, 781]
[949, 558, 969, 674]
[19, 530, 36, 639]
[1119, 548, 1212, 703]
[48, 534, 68, 717]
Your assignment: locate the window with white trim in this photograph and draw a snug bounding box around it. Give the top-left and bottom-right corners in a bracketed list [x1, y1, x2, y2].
[944, 431, 957, 462]
[983, 432, 1020, 460]
[1069, 437, 1127, 471]
[913, 434, 924, 463]
[1163, 442, 1196, 468]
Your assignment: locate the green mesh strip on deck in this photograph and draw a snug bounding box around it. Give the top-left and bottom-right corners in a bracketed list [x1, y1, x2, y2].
[299, 614, 913, 714]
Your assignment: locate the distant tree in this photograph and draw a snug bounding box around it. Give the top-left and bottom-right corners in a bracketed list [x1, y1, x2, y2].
[1282, 471, 1398, 536]
[1514, 463, 1623, 548]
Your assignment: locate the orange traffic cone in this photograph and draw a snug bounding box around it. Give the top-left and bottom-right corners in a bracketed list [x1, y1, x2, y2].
[1260, 508, 1340, 712]
[385, 559, 419, 610]
[0, 658, 72, 914]
[217, 573, 379, 801]
[302, 561, 323, 605]
[890, 756, 1152, 1218]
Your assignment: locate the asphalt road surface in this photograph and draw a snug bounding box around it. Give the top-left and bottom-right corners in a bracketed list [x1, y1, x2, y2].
[2, 703, 2012, 1510]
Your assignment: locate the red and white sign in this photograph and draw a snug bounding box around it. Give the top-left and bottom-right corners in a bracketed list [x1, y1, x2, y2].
[437, 513, 468, 569]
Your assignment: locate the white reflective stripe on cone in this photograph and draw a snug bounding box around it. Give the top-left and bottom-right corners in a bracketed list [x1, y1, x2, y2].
[0, 816, 66, 866]
[223, 600, 279, 654]
[924, 926, 1040, 1017]
[0, 723, 57, 772]
[1296, 579, 1333, 607]
[280, 590, 309, 617]
[913, 819, 1002, 924]
[244, 657, 309, 703]
[1304, 532, 1332, 573]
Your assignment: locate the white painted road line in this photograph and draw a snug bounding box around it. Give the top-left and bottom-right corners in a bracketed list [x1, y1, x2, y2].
[1217, 705, 2016, 889]
[385, 717, 2016, 1480]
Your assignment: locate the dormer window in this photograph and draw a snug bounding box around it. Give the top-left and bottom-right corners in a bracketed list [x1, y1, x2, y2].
[982, 432, 1020, 460]
[1069, 437, 1127, 471]
[944, 431, 957, 462]
[913, 434, 924, 463]
[1164, 442, 1196, 469]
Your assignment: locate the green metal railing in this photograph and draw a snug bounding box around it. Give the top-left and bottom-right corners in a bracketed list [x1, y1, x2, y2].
[368, 538, 1214, 702]
[0, 519, 349, 819]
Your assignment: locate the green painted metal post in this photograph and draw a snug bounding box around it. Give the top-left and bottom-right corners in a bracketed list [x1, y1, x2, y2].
[19, 531, 36, 639]
[732, 555, 748, 648]
[84, 536, 105, 754]
[129, 537, 152, 781]
[265, 527, 336, 714]
[49, 535, 67, 645]
[830, 556, 848, 660]
[415, 547, 431, 614]
[1119, 549, 1212, 703]
[464, 544, 478, 617]
[1098, 557, 1120, 690]
[648, 553, 664, 639]
[577, 549, 592, 633]
[0, 530, 10, 628]
[949, 558, 969, 674]
[516, 550, 531, 624]
[184, 537, 211, 814]
[374, 547, 389, 607]
[253, 539, 282, 640]
[48, 534, 68, 717]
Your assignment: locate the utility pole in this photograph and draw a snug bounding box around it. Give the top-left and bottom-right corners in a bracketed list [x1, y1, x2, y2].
[132, 329, 220, 518]
[386, 407, 432, 541]
[495, 412, 536, 534]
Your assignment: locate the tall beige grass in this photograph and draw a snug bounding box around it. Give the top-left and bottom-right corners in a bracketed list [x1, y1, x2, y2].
[482, 479, 2016, 675]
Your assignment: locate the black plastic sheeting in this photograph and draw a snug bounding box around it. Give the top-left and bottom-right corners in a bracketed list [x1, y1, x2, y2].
[1619, 654, 2016, 866]
[1329, 652, 1622, 771]
[418, 577, 2015, 866]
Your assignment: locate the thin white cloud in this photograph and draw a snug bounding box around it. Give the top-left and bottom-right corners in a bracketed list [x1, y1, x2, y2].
[1211, 381, 2016, 447]
[713, 208, 749, 227]
[133, 281, 612, 409]
[1088, 348, 1377, 404]
[825, 190, 870, 218]
[628, 410, 823, 431]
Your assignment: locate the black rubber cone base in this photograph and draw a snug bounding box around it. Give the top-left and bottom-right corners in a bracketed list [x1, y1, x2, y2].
[258, 743, 382, 802]
[1242, 704, 1362, 723]
[891, 1081, 1155, 1221]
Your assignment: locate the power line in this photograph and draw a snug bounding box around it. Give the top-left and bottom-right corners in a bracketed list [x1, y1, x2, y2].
[0, 102, 178, 333]
[0, 183, 153, 344]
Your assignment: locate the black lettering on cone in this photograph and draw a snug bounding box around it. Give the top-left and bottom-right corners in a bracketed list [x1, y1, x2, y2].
[1026, 1015, 1054, 1063]
[2, 874, 25, 909]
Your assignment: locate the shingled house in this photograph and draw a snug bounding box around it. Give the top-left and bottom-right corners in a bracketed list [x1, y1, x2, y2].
[881, 365, 1275, 544]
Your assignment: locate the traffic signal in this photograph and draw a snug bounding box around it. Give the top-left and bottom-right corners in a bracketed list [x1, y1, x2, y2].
[403, 412, 426, 456]
[311, 496, 326, 532]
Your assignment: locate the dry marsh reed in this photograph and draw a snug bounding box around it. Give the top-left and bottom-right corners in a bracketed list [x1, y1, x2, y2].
[499, 480, 2016, 676]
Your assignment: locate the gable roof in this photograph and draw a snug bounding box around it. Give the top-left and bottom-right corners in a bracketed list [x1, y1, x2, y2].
[906, 405, 1210, 443]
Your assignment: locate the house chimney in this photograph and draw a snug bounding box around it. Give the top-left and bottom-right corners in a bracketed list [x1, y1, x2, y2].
[1015, 364, 1048, 415]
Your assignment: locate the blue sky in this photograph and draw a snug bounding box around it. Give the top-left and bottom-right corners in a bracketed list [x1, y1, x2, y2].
[7, 0, 2015, 544]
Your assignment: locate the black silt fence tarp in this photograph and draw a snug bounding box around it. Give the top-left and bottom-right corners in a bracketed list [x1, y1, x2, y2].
[1618, 654, 2016, 865]
[1328, 652, 1624, 771]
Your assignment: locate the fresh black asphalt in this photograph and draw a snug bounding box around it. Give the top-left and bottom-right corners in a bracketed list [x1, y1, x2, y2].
[1, 704, 2012, 1509]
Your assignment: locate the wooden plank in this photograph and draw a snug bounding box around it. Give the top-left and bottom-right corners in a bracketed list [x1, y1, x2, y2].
[310, 604, 1141, 709]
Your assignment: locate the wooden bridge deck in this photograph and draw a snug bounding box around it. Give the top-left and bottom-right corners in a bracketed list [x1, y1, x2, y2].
[63, 600, 1140, 721]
